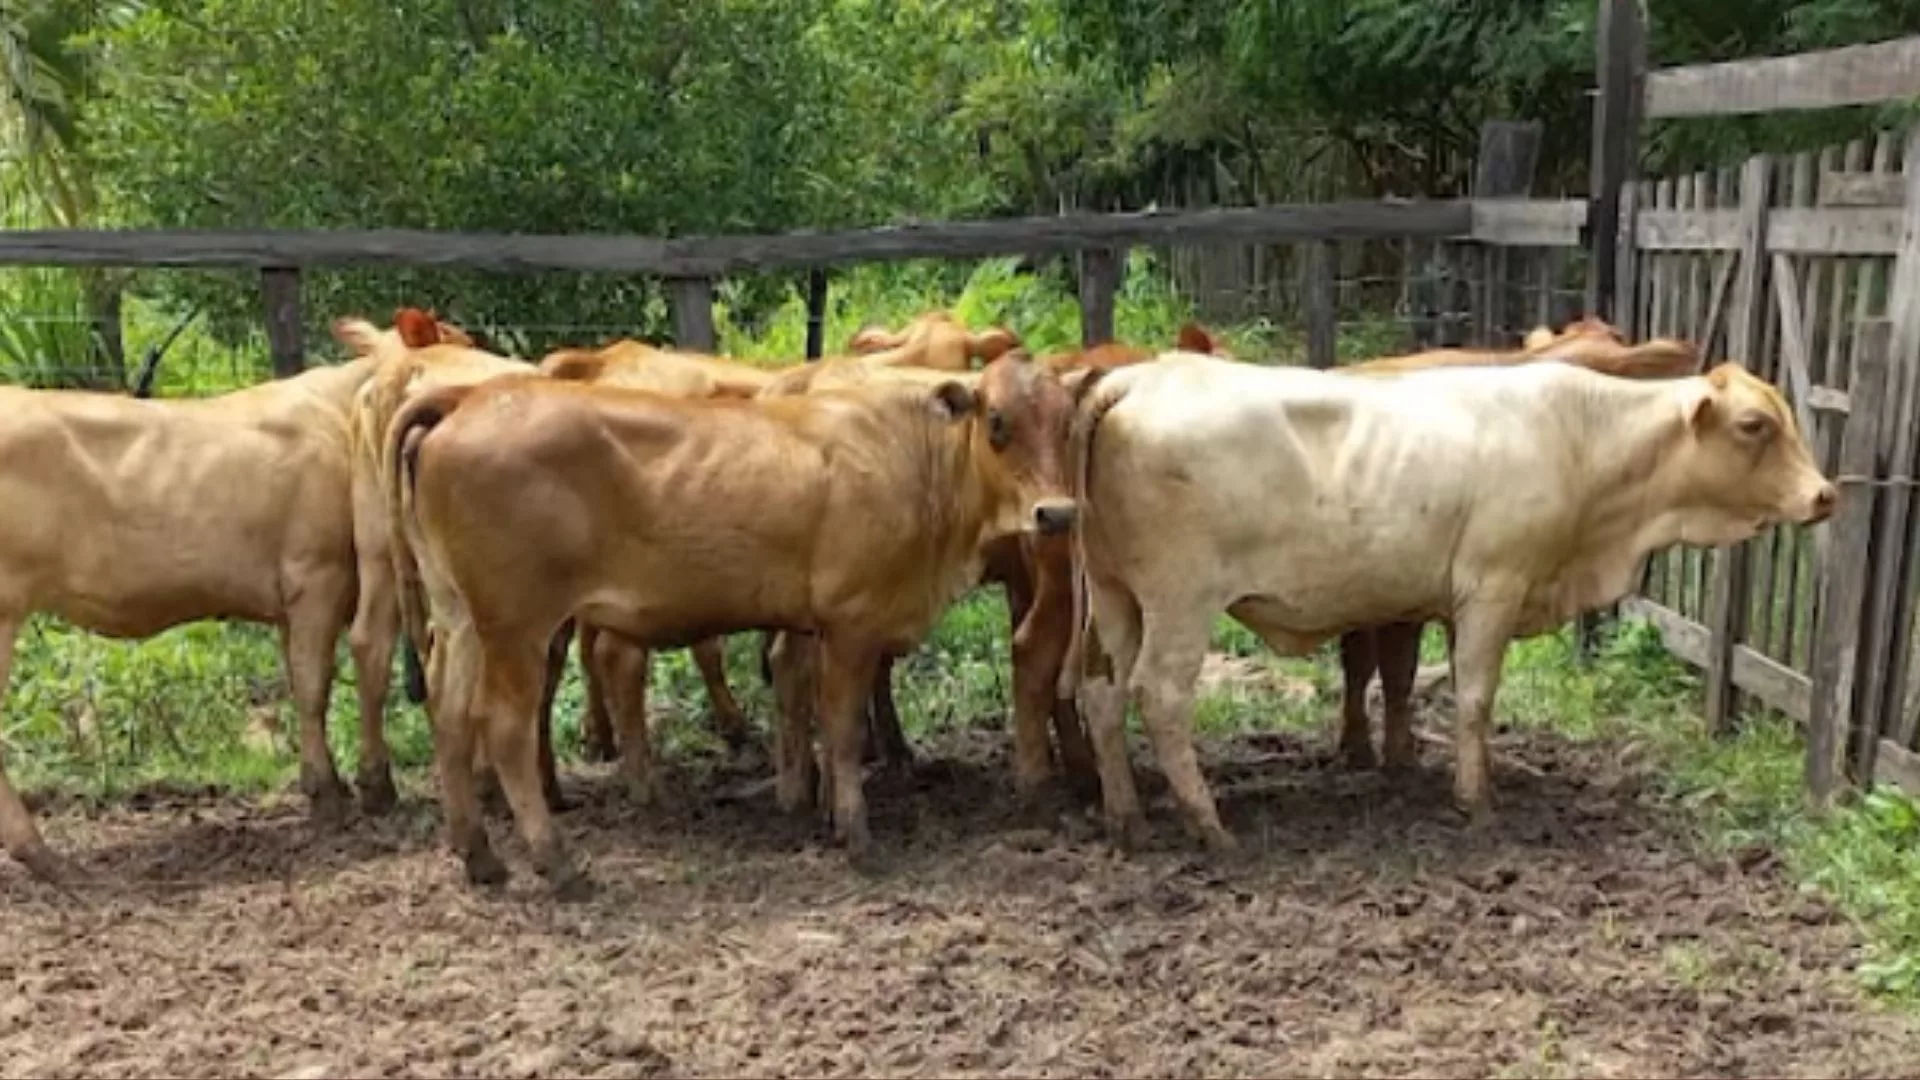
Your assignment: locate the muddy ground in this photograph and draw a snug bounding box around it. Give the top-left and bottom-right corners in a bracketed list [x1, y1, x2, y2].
[4, 713, 1917, 1079]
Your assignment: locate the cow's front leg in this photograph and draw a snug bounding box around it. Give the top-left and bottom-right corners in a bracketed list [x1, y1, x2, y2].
[283, 587, 351, 822]
[691, 638, 756, 755]
[1133, 608, 1231, 852]
[535, 621, 572, 812]
[579, 623, 619, 763]
[0, 616, 68, 883]
[866, 654, 917, 773]
[818, 636, 884, 870]
[1336, 628, 1378, 769]
[1448, 601, 1519, 824]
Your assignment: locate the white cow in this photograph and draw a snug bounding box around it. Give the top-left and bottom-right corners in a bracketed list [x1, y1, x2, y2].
[1061, 353, 1836, 851]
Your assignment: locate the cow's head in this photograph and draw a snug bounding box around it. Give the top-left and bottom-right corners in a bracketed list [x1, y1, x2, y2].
[1667, 362, 1837, 545]
[930, 353, 1083, 538]
[1175, 322, 1226, 355]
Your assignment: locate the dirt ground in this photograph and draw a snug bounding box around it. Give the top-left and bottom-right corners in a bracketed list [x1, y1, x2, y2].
[4, 714, 1917, 1079]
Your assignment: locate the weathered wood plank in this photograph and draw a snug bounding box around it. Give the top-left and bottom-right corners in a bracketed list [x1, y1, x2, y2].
[1589, 0, 1647, 320]
[0, 202, 1476, 274]
[1620, 597, 1812, 722]
[1638, 207, 1902, 255]
[1707, 156, 1773, 733]
[1471, 200, 1585, 247]
[1771, 256, 1821, 453]
[260, 267, 303, 379]
[669, 277, 717, 352]
[1079, 246, 1121, 348]
[1808, 320, 1888, 806]
[1874, 738, 1920, 798]
[1645, 36, 1920, 119]
[1820, 171, 1906, 208]
[1697, 254, 1736, 358]
[1808, 385, 1851, 413]
[1855, 129, 1920, 785]
[1305, 241, 1337, 368]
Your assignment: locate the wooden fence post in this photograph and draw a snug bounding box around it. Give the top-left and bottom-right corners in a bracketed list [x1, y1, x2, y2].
[1080, 247, 1120, 348]
[1587, 0, 1646, 322]
[260, 267, 304, 379]
[1854, 128, 1920, 784]
[1472, 120, 1543, 345]
[670, 276, 717, 352]
[1306, 241, 1337, 368]
[1705, 154, 1775, 733]
[1809, 319, 1890, 808]
[804, 268, 829, 361]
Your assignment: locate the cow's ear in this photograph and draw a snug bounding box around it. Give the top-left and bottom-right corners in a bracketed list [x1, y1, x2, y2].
[1678, 379, 1715, 432]
[930, 380, 978, 422]
[1060, 366, 1106, 404]
[1522, 325, 1555, 351]
[394, 307, 442, 349]
[970, 327, 1020, 362]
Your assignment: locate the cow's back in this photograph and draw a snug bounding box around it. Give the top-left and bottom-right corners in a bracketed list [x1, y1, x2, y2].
[0, 362, 375, 636]
[1088, 356, 1590, 642]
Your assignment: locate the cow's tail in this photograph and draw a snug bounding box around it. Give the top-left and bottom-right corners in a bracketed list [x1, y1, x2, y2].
[1056, 371, 1129, 701]
[384, 382, 479, 700]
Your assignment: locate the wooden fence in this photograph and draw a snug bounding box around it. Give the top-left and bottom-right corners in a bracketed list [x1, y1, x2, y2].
[1579, 3, 1920, 802]
[5, 2, 1920, 807]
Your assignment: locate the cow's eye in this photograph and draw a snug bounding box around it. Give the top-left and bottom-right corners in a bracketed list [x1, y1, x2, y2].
[1735, 412, 1772, 441]
[987, 408, 1012, 449]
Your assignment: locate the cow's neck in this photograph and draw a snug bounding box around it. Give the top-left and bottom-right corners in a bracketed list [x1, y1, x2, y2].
[906, 414, 999, 618]
[1533, 374, 1700, 624]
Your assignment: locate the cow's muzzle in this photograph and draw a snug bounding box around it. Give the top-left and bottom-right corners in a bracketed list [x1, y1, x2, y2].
[1801, 481, 1838, 525]
[1033, 498, 1078, 536]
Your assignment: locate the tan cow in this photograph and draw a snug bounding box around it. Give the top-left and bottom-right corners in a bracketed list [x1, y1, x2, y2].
[1326, 318, 1703, 772]
[389, 354, 1087, 893]
[338, 308, 537, 811]
[846, 310, 1021, 371]
[1063, 354, 1834, 851]
[0, 354, 386, 881]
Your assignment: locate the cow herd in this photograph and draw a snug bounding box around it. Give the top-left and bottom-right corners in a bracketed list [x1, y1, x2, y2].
[0, 306, 1834, 900]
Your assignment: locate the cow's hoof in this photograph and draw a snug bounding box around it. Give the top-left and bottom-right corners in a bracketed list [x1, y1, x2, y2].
[1381, 742, 1420, 774]
[1106, 811, 1149, 855]
[544, 785, 576, 814]
[13, 842, 81, 893]
[1452, 794, 1494, 829]
[1198, 824, 1241, 855]
[544, 865, 597, 904]
[581, 738, 618, 765]
[463, 846, 510, 889]
[845, 841, 890, 878]
[303, 777, 350, 826]
[1340, 738, 1377, 771]
[1015, 780, 1074, 826]
[356, 769, 399, 816]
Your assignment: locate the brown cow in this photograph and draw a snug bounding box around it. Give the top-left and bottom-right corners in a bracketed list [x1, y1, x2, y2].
[339, 308, 535, 812]
[846, 310, 1021, 371]
[769, 323, 1229, 804]
[389, 354, 1088, 892]
[534, 339, 765, 772]
[0, 354, 385, 880]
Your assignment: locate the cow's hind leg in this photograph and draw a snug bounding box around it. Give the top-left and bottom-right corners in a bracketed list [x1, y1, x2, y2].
[483, 633, 592, 900]
[866, 655, 916, 774]
[1133, 606, 1232, 852]
[283, 588, 351, 822]
[818, 636, 884, 870]
[1377, 621, 1423, 772]
[580, 624, 618, 764]
[692, 638, 755, 755]
[347, 568, 400, 815]
[1449, 601, 1519, 824]
[0, 617, 67, 883]
[1337, 629, 1378, 769]
[602, 635, 669, 807]
[769, 631, 820, 817]
[428, 624, 506, 887]
[1081, 578, 1147, 850]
